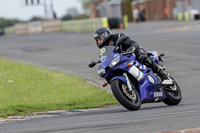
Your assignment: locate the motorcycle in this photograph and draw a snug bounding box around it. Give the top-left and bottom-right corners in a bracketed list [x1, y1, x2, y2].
[88, 36, 182, 111]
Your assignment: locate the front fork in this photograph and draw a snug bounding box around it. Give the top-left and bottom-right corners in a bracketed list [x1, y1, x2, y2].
[123, 73, 133, 92]
[109, 72, 135, 92]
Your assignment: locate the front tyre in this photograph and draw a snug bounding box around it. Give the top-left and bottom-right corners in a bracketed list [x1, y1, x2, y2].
[163, 76, 182, 105]
[111, 79, 141, 111]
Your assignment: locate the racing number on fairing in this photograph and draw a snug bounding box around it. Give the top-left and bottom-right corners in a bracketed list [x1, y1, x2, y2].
[154, 92, 163, 97]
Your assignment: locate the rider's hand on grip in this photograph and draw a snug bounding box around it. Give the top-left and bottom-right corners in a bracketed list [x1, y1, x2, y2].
[113, 36, 128, 52]
[116, 35, 128, 46]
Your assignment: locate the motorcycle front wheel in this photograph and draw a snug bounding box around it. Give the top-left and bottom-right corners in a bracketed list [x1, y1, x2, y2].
[111, 79, 141, 111]
[163, 76, 182, 106]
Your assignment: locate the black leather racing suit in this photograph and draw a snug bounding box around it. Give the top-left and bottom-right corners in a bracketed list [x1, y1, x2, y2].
[109, 33, 168, 80]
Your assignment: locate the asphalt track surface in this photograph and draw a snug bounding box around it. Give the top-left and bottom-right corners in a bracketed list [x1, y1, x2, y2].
[0, 21, 200, 133]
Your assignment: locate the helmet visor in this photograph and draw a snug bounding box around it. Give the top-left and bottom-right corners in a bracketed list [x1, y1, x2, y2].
[94, 32, 108, 40]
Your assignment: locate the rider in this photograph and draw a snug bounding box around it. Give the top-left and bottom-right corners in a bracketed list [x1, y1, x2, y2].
[93, 27, 169, 81]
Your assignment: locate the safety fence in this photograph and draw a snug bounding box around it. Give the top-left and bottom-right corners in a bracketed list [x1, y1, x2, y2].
[4, 16, 128, 35]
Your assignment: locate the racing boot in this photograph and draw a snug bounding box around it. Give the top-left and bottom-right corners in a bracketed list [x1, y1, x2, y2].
[157, 69, 169, 81]
[157, 69, 169, 80]
[158, 70, 174, 85]
[145, 57, 169, 81]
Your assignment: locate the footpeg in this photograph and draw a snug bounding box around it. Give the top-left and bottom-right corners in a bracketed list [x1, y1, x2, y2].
[161, 78, 173, 85]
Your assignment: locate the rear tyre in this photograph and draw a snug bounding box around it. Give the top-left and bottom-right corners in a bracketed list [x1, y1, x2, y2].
[163, 76, 182, 105]
[111, 79, 141, 111]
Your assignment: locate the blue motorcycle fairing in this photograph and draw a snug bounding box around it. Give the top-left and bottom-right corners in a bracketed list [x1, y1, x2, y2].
[100, 55, 133, 82]
[98, 53, 132, 80]
[99, 53, 117, 69]
[106, 61, 166, 102]
[97, 46, 167, 103]
[99, 52, 131, 70]
[148, 51, 159, 64]
[110, 75, 127, 84]
[103, 60, 134, 82]
[138, 71, 166, 101]
[109, 69, 166, 102]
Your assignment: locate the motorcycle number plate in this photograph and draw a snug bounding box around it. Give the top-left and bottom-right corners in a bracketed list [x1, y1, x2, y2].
[154, 92, 163, 97]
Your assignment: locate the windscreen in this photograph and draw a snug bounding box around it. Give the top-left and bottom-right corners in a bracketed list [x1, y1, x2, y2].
[99, 46, 115, 61]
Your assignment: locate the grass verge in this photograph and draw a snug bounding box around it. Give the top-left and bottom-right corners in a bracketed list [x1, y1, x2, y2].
[0, 58, 118, 117]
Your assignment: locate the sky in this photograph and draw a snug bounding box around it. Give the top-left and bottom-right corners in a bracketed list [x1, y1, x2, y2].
[0, 0, 83, 20]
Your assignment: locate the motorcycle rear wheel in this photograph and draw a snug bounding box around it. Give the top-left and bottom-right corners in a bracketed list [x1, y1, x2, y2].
[163, 76, 182, 105]
[111, 79, 141, 111]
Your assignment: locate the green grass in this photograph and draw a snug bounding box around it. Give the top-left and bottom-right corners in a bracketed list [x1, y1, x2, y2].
[0, 58, 117, 117]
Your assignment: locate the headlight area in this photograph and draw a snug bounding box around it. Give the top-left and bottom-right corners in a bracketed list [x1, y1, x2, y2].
[97, 69, 106, 76]
[109, 55, 120, 68]
[98, 55, 120, 77]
